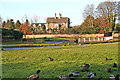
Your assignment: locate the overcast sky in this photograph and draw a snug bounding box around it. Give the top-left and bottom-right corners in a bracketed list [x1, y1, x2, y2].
[0, 0, 119, 26]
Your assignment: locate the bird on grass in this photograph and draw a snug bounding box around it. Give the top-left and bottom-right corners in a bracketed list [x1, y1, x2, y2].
[88, 72, 96, 79]
[59, 75, 75, 80]
[69, 71, 81, 77]
[84, 64, 89, 68]
[110, 74, 120, 80]
[112, 63, 117, 67]
[94, 77, 102, 80]
[81, 64, 89, 72]
[27, 70, 41, 80]
[48, 57, 54, 61]
[104, 57, 108, 61]
[107, 67, 111, 72]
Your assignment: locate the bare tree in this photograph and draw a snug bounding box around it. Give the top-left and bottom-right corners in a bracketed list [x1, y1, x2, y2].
[83, 4, 94, 19]
[82, 4, 95, 28]
[21, 14, 29, 24]
[96, 1, 118, 31]
[33, 16, 40, 23]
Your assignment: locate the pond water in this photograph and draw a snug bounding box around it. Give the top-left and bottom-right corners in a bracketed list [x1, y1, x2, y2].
[2, 47, 42, 51]
[2, 44, 78, 51]
[46, 42, 63, 43]
[2, 41, 119, 51]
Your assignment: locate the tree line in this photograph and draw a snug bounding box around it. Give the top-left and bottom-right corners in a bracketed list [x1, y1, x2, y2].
[73, 1, 120, 34]
[1, 1, 120, 35]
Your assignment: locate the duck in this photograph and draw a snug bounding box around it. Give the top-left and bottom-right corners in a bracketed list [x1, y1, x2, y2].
[107, 67, 111, 72]
[81, 64, 89, 72]
[84, 64, 89, 68]
[110, 74, 120, 80]
[88, 72, 96, 79]
[69, 71, 81, 77]
[110, 75, 115, 80]
[48, 57, 54, 61]
[94, 77, 102, 80]
[115, 74, 120, 80]
[112, 63, 117, 67]
[27, 70, 41, 80]
[104, 57, 108, 61]
[59, 75, 75, 80]
[59, 75, 70, 80]
[81, 66, 89, 72]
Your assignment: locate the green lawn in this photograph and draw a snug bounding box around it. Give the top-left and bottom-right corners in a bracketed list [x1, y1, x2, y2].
[2, 43, 119, 79]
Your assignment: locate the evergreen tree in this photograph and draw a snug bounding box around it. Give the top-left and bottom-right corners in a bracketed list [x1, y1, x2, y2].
[8, 19, 15, 29]
[4, 20, 9, 28]
[42, 25, 46, 33]
[2, 21, 6, 27]
[15, 20, 21, 29]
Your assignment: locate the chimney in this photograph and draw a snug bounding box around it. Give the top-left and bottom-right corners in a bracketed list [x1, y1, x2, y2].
[55, 13, 56, 19]
[59, 13, 62, 19]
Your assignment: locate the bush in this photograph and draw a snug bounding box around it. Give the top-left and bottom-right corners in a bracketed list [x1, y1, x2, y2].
[112, 31, 119, 34]
[2, 28, 23, 41]
[108, 32, 112, 36]
[99, 30, 105, 34]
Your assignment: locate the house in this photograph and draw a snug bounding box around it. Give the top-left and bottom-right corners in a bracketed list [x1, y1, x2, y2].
[46, 13, 70, 32]
[31, 23, 47, 34]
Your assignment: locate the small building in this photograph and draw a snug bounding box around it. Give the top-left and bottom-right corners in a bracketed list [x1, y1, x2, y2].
[46, 13, 70, 32]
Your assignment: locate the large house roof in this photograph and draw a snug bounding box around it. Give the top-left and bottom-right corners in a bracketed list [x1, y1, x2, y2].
[47, 17, 69, 23]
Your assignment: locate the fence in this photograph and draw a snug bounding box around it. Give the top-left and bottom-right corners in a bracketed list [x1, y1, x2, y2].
[78, 36, 113, 43]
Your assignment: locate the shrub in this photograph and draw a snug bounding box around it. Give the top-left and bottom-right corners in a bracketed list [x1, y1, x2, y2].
[99, 30, 105, 34]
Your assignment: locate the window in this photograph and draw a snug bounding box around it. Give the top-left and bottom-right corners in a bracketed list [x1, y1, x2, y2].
[55, 24, 59, 30]
[62, 23, 65, 26]
[55, 24, 58, 28]
[50, 23, 53, 26]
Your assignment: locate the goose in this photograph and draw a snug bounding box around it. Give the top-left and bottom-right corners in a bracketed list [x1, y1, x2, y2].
[48, 57, 54, 61]
[59, 75, 75, 80]
[88, 72, 96, 79]
[107, 67, 111, 72]
[112, 63, 117, 67]
[27, 70, 41, 80]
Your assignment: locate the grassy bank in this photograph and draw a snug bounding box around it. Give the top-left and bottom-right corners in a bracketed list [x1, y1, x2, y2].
[2, 42, 119, 79]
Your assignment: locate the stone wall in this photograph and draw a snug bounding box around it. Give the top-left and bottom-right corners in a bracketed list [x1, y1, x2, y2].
[23, 34, 104, 39]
